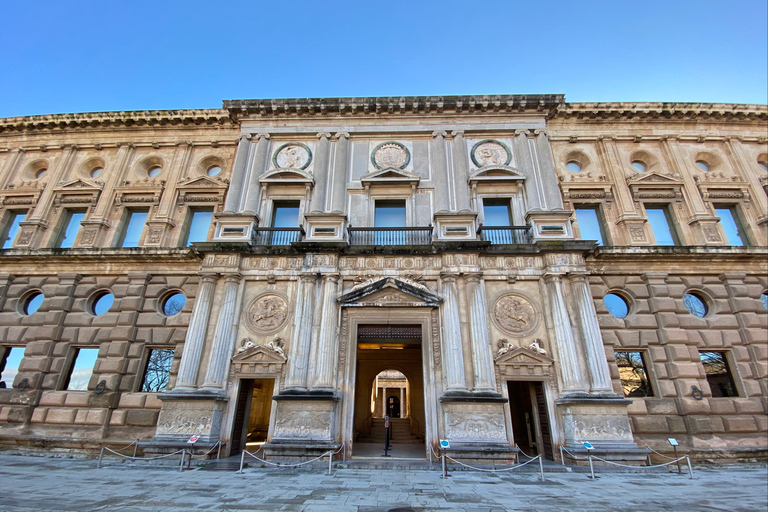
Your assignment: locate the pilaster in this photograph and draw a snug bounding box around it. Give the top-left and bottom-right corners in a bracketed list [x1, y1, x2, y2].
[439, 272, 467, 392]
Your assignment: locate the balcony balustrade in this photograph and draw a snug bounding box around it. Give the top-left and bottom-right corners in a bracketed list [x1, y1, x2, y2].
[478, 225, 531, 244]
[253, 226, 304, 245]
[348, 226, 433, 246]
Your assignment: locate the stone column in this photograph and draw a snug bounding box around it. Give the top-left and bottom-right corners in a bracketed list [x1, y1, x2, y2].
[200, 273, 243, 392]
[223, 136, 252, 213]
[570, 272, 613, 393]
[329, 133, 350, 212]
[544, 273, 589, 393]
[283, 273, 317, 391]
[242, 134, 271, 215]
[465, 273, 497, 393]
[440, 272, 467, 392]
[173, 273, 218, 391]
[308, 274, 340, 392]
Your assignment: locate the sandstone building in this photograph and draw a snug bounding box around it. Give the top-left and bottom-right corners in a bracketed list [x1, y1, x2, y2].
[0, 95, 765, 462]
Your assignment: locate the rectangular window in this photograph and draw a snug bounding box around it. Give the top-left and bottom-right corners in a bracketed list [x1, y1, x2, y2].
[715, 207, 747, 246]
[374, 200, 406, 227]
[574, 207, 606, 246]
[1, 211, 27, 249]
[184, 208, 213, 246]
[700, 351, 738, 397]
[140, 349, 174, 392]
[56, 210, 86, 248]
[63, 348, 99, 391]
[119, 210, 148, 247]
[645, 206, 679, 246]
[615, 351, 654, 397]
[271, 201, 300, 228]
[482, 199, 512, 227]
[0, 347, 24, 388]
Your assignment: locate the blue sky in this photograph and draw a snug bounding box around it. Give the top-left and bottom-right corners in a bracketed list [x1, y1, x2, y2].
[1, 0, 765, 117]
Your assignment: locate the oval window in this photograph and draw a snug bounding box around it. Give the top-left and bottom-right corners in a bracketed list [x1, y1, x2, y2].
[695, 160, 710, 172]
[23, 292, 44, 315]
[631, 161, 647, 172]
[565, 161, 581, 173]
[604, 293, 629, 318]
[35, 169, 48, 180]
[207, 166, 222, 177]
[147, 166, 162, 178]
[162, 292, 186, 316]
[92, 292, 114, 316]
[90, 167, 104, 178]
[683, 292, 708, 318]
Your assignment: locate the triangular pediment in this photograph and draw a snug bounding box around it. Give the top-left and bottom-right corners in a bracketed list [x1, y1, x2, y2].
[259, 168, 314, 184]
[338, 277, 441, 306]
[627, 171, 683, 185]
[469, 165, 525, 182]
[360, 167, 420, 185]
[232, 344, 286, 364]
[177, 175, 227, 188]
[495, 345, 554, 366]
[55, 179, 103, 191]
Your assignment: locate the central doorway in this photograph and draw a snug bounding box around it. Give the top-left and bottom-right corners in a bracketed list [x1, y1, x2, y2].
[352, 324, 425, 458]
[230, 378, 275, 455]
[507, 380, 554, 460]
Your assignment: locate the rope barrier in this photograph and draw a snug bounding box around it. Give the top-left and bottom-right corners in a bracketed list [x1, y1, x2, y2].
[97, 446, 188, 471]
[187, 441, 223, 460]
[559, 446, 694, 480]
[445, 454, 542, 473]
[237, 444, 345, 474]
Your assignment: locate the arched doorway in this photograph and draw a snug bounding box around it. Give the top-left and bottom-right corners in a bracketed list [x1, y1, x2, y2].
[372, 370, 408, 419]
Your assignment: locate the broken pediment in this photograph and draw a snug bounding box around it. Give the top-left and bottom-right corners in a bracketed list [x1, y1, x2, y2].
[360, 167, 420, 186]
[231, 342, 286, 375]
[259, 168, 314, 184]
[338, 277, 441, 307]
[468, 165, 525, 183]
[495, 345, 554, 378]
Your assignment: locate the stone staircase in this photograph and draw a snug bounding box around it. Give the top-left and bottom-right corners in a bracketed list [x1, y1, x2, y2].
[358, 418, 423, 444]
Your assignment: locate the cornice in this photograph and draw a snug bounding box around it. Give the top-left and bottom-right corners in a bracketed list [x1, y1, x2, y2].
[223, 95, 566, 120]
[0, 109, 233, 134]
[554, 102, 768, 123]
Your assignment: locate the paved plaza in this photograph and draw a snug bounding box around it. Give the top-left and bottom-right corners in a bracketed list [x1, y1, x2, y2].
[0, 453, 765, 511]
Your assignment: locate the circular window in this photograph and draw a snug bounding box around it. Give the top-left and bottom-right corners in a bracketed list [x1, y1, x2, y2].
[631, 161, 647, 172]
[207, 166, 222, 177]
[162, 292, 186, 316]
[90, 167, 104, 178]
[91, 292, 114, 316]
[761, 292, 768, 311]
[565, 161, 581, 173]
[758, 161, 768, 173]
[695, 160, 710, 172]
[604, 293, 629, 318]
[147, 166, 162, 178]
[23, 292, 44, 315]
[35, 169, 48, 180]
[683, 292, 708, 318]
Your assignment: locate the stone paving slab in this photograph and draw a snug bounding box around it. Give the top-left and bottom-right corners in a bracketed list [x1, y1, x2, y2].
[0, 454, 765, 511]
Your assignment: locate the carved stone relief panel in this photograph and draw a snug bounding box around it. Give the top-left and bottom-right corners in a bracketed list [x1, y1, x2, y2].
[492, 293, 539, 336]
[444, 402, 508, 442]
[273, 142, 312, 170]
[245, 293, 290, 334]
[273, 401, 334, 441]
[371, 142, 410, 170]
[470, 140, 512, 168]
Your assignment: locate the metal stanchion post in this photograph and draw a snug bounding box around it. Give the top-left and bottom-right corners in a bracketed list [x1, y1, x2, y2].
[239, 451, 245, 474]
[441, 452, 447, 479]
[179, 450, 186, 472]
[673, 445, 681, 474]
[217, 442, 222, 460]
[328, 451, 333, 475]
[588, 455, 595, 480]
[560, 446, 565, 465]
[538, 455, 544, 482]
[133, 440, 139, 458]
[686, 456, 694, 480]
[97, 447, 104, 469]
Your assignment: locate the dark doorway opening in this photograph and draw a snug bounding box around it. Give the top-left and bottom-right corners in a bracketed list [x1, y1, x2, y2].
[507, 381, 554, 460]
[230, 378, 275, 455]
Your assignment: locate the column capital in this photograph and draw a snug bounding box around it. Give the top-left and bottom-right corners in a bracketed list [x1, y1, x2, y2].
[254, 133, 270, 140]
[199, 272, 219, 283]
[300, 273, 319, 283]
[223, 272, 243, 283]
[333, 132, 350, 140]
[464, 272, 484, 283]
[316, 132, 332, 140]
[239, 134, 252, 141]
[440, 271, 459, 282]
[432, 130, 447, 138]
[450, 130, 465, 138]
[542, 272, 564, 283]
[322, 273, 340, 283]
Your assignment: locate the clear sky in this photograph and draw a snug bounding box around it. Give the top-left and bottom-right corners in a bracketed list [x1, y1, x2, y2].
[1, 0, 766, 118]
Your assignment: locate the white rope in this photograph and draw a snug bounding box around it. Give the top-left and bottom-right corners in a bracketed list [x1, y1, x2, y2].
[646, 446, 683, 460]
[560, 446, 688, 470]
[515, 446, 537, 460]
[241, 448, 336, 468]
[188, 441, 223, 459]
[107, 440, 139, 453]
[102, 447, 185, 461]
[444, 454, 541, 473]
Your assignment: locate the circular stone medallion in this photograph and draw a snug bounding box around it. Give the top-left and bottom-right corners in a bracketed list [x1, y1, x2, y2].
[371, 142, 410, 170]
[493, 293, 538, 335]
[246, 294, 289, 334]
[471, 140, 512, 167]
[273, 143, 312, 170]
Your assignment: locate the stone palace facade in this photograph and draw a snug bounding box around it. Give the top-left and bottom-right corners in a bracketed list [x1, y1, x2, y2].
[0, 95, 765, 462]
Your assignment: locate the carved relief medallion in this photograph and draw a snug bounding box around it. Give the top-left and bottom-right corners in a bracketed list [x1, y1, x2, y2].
[470, 140, 512, 167]
[493, 293, 538, 336]
[245, 293, 289, 334]
[273, 142, 312, 170]
[371, 141, 410, 170]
